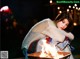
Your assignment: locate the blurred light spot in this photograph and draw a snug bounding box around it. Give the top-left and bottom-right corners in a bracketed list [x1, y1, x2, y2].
[73, 22, 77, 26]
[13, 20, 17, 28]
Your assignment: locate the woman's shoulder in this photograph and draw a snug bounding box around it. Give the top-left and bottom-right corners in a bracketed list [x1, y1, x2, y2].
[33, 18, 52, 27]
[31, 18, 51, 32]
[42, 18, 52, 22]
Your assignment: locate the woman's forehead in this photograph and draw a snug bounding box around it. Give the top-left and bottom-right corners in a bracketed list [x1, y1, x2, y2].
[62, 19, 69, 24]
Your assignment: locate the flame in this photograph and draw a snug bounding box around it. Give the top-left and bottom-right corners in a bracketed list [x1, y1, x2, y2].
[39, 39, 64, 59]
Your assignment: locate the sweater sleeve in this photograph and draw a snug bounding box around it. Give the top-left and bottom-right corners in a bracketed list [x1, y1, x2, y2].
[65, 32, 74, 40]
[57, 29, 74, 40]
[41, 19, 65, 42]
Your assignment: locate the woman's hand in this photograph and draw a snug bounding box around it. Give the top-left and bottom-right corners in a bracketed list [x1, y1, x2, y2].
[66, 32, 74, 40]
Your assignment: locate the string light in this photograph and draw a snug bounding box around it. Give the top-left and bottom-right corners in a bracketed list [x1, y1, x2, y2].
[76, 7, 78, 10]
[74, 4, 77, 7]
[73, 6, 75, 9]
[59, 11, 62, 14]
[57, 7, 60, 10]
[69, 5, 71, 8]
[50, 0, 52, 3]
[73, 22, 77, 26]
[67, 9, 69, 12]
[78, 7, 80, 10]
[56, 3, 79, 26]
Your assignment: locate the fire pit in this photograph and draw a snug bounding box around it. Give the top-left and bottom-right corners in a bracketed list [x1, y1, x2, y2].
[28, 51, 70, 59]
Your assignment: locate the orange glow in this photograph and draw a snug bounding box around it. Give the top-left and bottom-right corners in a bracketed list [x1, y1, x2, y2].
[13, 20, 17, 28]
[39, 39, 64, 59]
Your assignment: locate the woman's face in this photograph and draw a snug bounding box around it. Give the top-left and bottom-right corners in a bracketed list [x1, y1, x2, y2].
[57, 19, 69, 30]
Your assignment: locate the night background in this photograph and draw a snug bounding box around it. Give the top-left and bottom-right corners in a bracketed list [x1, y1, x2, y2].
[1, 0, 80, 59]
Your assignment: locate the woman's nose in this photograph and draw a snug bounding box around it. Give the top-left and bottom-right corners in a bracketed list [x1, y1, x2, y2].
[62, 24, 66, 28]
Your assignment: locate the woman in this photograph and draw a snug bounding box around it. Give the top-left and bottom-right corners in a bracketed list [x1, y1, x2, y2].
[21, 12, 74, 59]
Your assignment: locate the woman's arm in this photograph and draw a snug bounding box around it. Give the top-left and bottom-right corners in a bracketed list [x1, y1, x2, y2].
[65, 32, 74, 40]
[41, 19, 65, 42]
[57, 29, 74, 40]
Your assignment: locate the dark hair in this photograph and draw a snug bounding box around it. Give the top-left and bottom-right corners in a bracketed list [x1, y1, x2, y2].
[54, 11, 74, 32]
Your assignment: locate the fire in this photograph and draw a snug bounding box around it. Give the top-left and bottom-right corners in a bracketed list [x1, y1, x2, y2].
[39, 39, 64, 59]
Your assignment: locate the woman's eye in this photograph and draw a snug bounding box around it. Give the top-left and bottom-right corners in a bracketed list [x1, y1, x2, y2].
[62, 21, 65, 23]
[66, 24, 68, 26]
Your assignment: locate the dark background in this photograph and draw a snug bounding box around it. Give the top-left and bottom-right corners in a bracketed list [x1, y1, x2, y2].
[1, 0, 80, 59]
